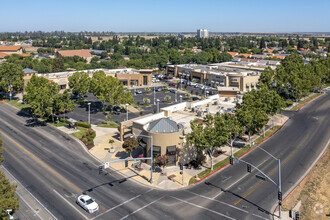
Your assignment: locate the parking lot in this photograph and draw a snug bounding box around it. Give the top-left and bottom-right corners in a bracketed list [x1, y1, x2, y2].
[64, 75, 219, 125]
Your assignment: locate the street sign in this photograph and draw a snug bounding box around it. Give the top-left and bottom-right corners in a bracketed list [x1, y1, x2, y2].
[234, 158, 239, 164]
[104, 162, 110, 169]
[132, 161, 141, 167]
[256, 174, 266, 181]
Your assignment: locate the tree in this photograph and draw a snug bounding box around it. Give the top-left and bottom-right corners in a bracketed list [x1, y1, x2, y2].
[258, 67, 276, 90]
[143, 98, 150, 105]
[122, 137, 138, 157]
[164, 95, 171, 103]
[0, 135, 19, 217]
[24, 75, 75, 119]
[0, 62, 24, 92]
[156, 154, 169, 170]
[109, 139, 115, 148]
[215, 113, 244, 157]
[68, 71, 91, 98]
[187, 119, 207, 167]
[52, 57, 65, 72]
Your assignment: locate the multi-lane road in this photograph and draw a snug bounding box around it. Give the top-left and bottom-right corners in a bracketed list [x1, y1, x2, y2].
[0, 91, 329, 219]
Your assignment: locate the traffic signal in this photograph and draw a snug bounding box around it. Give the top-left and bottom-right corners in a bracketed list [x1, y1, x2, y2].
[125, 160, 128, 168]
[230, 157, 234, 165]
[247, 164, 251, 173]
[295, 211, 299, 220]
[99, 165, 103, 174]
[278, 192, 282, 201]
[179, 163, 183, 170]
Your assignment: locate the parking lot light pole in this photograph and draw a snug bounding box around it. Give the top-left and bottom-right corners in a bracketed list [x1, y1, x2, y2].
[88, 102, 91, 124]
[156, 99, 160, 113]
[126, 104, 129, 121]
[153, 86, 156, 105]
[175, 92, 177, 102]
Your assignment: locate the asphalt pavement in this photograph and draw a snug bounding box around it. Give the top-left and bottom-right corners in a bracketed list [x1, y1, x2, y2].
[0, 91, 329, 220]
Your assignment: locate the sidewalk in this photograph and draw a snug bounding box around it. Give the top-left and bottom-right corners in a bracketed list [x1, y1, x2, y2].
[82, 113, 289, 190]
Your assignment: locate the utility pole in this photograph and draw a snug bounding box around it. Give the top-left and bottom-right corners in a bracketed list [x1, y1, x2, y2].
[126, 104, 129, 121]
[153, 86, 156, 105]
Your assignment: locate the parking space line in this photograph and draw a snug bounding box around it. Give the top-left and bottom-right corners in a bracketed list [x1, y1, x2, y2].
[170, 196, 236, 220]
[90, 188, 153, 220]
[53, 189, 89, 220]
[119, 196, 165, 220]
[185, 190, 248, 213]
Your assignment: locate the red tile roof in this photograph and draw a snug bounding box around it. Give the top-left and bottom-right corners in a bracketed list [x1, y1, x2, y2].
[0, 45, 22, 51]
[0, 52, 9, 58]
[227, 52, 239, 56]
[238, 53, 251, 58]
[269, 55, 285, 60]
[58, 49, 92, 58]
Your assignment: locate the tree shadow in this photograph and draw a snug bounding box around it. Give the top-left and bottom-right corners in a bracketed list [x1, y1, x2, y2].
[25, 118, 47, 127]
[115, 151, 129, 159]
[203, 181, 275, 217]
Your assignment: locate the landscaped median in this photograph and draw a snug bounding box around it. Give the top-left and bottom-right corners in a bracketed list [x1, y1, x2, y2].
[189, 125, 281, 185]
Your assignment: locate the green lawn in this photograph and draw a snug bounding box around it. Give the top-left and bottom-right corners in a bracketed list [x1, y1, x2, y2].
[97, 121, 119, 128]
[189, 125, 281, 185]
[71, 127, 88, 139]
[131, 104, 143, 111]
[290, 93, 323, 111]
[47, 121, 68, 127]
[4, 99, 30, 110]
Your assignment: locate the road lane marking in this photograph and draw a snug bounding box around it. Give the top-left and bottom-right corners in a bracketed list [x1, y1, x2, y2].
[185, 190, 248, 213]
[171, 196, 236, 220]
[120, 196, 165, 220]
[233, 145, 302, 206]
[1, 165, 58, 220]
[53, 189, 89, 220]
[90, 188, 154, 220]
[212, 156, 272, 199]
[2, 131, 107, 212]
[2, 132, 82, 193]
[252, 213, 269, 220]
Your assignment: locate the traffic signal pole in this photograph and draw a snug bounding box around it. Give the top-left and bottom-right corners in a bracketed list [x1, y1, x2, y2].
[237, 146, 282, 219]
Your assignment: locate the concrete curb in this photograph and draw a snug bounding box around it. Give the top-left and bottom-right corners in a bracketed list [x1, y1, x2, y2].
[2, 101, 151, 189]
[194, 119, 289, 185]
[297, 93, 325, 110]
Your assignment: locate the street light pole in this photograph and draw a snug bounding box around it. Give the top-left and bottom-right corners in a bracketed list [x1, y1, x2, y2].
[4, 79, 12, 101]
[88, 102, 91, 124]
[153, 86, 156, 105]
[126, 104, 129, 121]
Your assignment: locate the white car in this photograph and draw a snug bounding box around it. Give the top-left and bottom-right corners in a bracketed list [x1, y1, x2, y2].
[76, 195, 99, 213]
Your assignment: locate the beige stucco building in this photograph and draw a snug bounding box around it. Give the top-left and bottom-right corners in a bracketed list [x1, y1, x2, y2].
[132, 118, 184, 166]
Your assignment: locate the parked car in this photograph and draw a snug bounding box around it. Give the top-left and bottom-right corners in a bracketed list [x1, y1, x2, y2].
[170, 89, 178, 93]
[55, 109, 70, 115]
[135, 90, 142, 94]
[154, 87, 162, 92]
[168, 83, 176, 86]
[189, 82, 197, 86]
[76, 195, 99, 213]
[113, 105, 121, 112]
[192, 97, 201, 101]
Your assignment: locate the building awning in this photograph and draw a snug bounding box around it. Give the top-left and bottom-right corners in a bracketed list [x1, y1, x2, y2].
[167, 146, 176, 152]
[153, 146, 161, 152]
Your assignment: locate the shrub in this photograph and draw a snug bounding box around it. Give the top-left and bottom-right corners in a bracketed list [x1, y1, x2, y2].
[82, 137, 88, 143]
[88, 140, 94, 146]
[75, 122, 91, 128]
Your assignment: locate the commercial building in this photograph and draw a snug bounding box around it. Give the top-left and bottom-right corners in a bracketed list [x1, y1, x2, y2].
[39, 68, 153, 90]
[56, 49, 93, 63]
[197, 29, 209, 38]
[166, 62, 264, 94]
[23, 68, 38, 89]
[132, 117, 184, 166]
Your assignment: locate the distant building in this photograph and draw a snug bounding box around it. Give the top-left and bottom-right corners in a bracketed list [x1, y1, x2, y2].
[23, 68, 38, 90]
[197, 29, 209, 38]
[0, 45, 23, 54]
[56, 49, 92, 63]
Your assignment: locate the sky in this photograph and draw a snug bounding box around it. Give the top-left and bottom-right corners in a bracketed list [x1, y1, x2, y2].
[0, 0, 329, 33]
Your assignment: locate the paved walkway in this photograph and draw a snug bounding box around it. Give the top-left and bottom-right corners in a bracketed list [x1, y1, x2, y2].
[77, 113, 288, 190]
